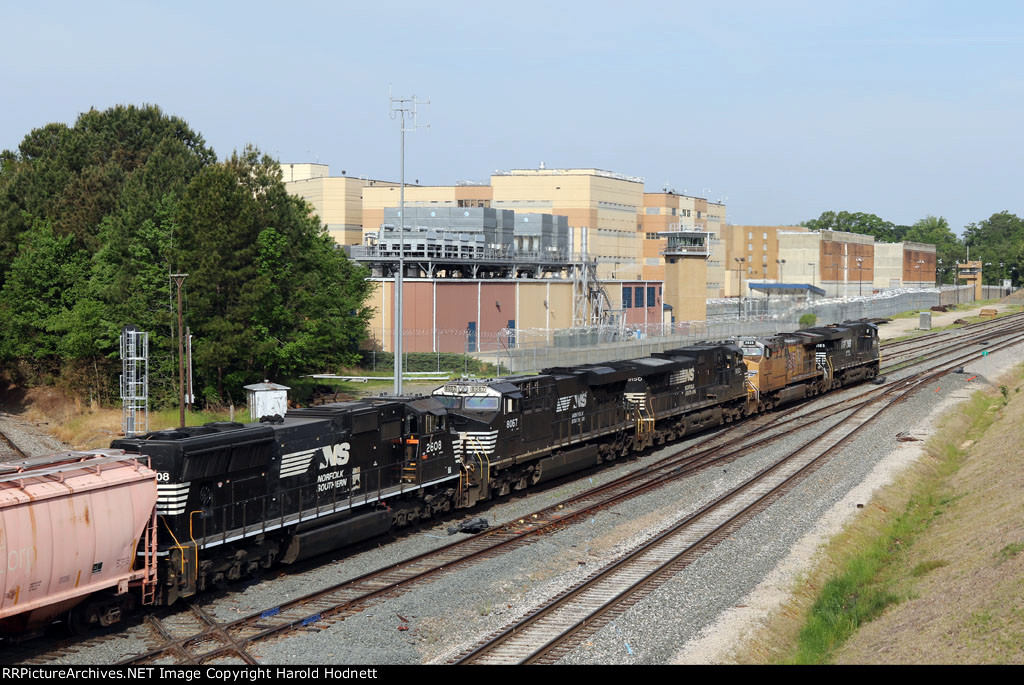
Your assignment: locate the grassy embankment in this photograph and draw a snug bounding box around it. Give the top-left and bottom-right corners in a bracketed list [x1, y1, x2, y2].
[19, 376, 408, 450]
[736, 363, 1024, 664]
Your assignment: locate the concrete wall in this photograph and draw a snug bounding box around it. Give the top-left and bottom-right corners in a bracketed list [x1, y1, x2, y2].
[903, 242, 937, 288]
[873, 243, 903, 288]
[492, 169, 645, 281]
[286, 175, 385, 245]
[777, 231, 822, 288]
[664, 254, 708, 322]
[280, 163, 328, 182]
[366, 278, 653, 354]
[724, 225, 807, 293]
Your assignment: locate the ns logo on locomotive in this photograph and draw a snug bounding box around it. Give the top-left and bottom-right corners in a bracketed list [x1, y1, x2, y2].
[0, 322, 878, 635]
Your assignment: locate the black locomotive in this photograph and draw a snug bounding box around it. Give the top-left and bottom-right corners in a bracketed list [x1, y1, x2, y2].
[108, 321, 877, 608]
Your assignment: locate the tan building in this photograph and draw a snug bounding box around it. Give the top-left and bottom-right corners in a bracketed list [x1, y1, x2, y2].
[491, 168, 645, 280]
[282, 164, 398, 245]
[722, 225, 808, 296]
[902, 242, 937, 289]
[873, 242, 904, 289]
[777, 230, 875, 297]
[280, 162, 329, 183]
[639, 192, 726, 299]
[871, 242, 936, 289]
[285, 162, 733, 323]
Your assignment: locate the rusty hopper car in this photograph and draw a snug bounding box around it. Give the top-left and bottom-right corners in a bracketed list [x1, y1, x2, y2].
[0, 450, 157, 635]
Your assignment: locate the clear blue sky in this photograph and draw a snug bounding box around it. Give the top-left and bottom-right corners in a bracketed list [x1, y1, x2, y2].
[4, 1, 1022, 233]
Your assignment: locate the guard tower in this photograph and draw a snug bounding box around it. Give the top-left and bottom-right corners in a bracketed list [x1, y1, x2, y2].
[661, 231, 710, 322]
[957, 260, 983, 300]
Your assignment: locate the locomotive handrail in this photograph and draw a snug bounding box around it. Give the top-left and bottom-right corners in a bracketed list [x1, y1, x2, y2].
[185, 454, 464, 550]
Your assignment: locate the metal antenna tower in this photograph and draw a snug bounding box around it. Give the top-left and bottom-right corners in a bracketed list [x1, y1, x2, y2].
[388, 89, 429, 396]
[120, 324, 149, 437]
[571, 226, 614, 328]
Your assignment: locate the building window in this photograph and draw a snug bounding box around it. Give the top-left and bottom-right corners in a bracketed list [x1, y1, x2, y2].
[647, 286, 655, 307]
[748, 243, 752, 251]
[763, 232, 768, 239]
[635, 288, 644, 308]
[748, 231, 752, 239]
[622, 286, 632, 308]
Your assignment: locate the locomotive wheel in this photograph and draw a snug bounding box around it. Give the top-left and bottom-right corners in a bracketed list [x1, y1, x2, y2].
[66, 605, 93, 636]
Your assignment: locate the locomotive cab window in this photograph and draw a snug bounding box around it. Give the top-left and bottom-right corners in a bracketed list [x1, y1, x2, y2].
[434, 396, 462, 409]
[465, 396, 500, 411]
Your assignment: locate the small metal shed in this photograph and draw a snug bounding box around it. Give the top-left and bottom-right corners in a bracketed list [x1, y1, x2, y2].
[244, 381, 290, 421]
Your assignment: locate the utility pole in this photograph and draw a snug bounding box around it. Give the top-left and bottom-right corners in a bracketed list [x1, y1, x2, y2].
[389, 90, 429, 396]
[170, 273, 188, 427]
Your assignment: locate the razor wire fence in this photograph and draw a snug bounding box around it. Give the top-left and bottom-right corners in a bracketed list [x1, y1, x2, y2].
[363, 284, 1011, 377]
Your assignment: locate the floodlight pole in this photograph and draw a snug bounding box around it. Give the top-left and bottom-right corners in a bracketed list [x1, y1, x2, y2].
[389, 91, 429, 396]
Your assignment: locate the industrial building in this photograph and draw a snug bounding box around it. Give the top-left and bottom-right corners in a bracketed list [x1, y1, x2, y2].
[281, 162, 940, 335]
[350, 206, 662, 353]
[873, 242, 938, 289]
[281, 163, 398, 246]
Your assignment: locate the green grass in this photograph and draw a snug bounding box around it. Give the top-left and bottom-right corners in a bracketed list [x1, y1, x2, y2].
[995, 542, 1024, 563]
[910, 560, 950, 577]
[785, 389, 1003, 664]
[150, 406, 237, 428]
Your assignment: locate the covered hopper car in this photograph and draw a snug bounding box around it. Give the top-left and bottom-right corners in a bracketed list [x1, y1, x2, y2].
[0, 450, 156, 635]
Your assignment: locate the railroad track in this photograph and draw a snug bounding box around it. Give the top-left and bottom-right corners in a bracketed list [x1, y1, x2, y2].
[879, 313, 1024, 371]
[12, 317, 1021, 666]
[0, 427, 27, 461]
[879, 310, 1024, 356]
[451, 335, 1024, 664]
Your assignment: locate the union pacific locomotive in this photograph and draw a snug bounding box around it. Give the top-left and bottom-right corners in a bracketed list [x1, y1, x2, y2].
[0, 321, 877, 633]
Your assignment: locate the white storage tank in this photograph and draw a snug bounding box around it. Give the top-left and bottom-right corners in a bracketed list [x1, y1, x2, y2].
[245, 381, 290, 420]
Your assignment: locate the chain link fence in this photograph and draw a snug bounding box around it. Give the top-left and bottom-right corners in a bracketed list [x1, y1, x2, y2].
[369, 285, 1012, 376]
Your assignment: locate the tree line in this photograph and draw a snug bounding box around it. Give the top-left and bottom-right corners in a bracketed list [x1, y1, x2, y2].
[802, 210, 1024, 286]
[0, 105, 372, 408]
